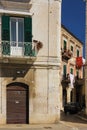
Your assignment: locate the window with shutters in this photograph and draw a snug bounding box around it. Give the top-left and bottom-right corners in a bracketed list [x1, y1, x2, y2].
[71, 45, 73, 52]
[70, 68, 73, 74]
[77, 49, 79, 57]
[63, 40, 67, 50]
[1, 15, 34, 56]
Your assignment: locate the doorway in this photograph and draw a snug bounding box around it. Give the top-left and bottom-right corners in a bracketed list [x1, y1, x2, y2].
[6, 82, 29, 124]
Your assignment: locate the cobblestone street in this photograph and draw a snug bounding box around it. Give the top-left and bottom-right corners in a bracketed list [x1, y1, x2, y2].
[0, 112, 87, 130]
[60, 111, 87, 130]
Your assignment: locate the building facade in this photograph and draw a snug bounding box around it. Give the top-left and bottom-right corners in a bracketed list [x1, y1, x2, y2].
[0, 0, 62, 124]
[60, 25, 84, 110]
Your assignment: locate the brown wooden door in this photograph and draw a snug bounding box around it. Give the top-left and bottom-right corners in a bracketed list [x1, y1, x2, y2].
[7, 84, 29, 124]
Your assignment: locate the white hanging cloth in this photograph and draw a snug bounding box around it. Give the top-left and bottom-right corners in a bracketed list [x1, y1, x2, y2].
[69, 73, 75, 88]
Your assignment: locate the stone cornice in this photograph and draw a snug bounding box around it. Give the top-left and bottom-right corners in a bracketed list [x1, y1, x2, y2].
[54, 0, 62, 2]
[0, 9, 32, 16]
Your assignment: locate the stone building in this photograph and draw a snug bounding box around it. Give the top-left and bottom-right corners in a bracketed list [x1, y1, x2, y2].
[0, 0, 62, 124]
[60, 25, 84, 110]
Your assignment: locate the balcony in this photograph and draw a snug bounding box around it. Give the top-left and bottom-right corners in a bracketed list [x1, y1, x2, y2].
[61, 74, 70, 85]
[61, 49, 72, 61]
[74, 76, 84, 86]
[0, 41, 37, 63]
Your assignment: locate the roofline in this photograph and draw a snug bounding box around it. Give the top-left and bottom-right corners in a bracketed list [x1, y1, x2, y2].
[61, 24, 84, 45]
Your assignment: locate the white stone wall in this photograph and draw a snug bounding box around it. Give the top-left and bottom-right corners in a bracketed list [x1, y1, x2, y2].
[29, 67, 61, 123]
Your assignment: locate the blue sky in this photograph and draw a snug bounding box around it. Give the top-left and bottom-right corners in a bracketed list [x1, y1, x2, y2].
[61, 0, 85, 57]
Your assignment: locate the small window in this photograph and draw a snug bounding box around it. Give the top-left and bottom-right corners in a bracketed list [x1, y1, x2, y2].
[70, 68, 73, 74]
[76, 71, 79, 78]
[63, 65, 67, 78]
[77, 49, 79, 57]
[64, 40, 67, 50]
[71, 45, 73, 52]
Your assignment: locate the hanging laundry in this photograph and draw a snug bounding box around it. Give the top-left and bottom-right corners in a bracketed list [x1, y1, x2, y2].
[69, 73, 75, 88]
[76, 57, 83, 69]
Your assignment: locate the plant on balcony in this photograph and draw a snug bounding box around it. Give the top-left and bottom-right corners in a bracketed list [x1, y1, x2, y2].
[33, 40, 43, 51]
[61, 73, 70, 84]
[61, 48, 72, 58]
[67, 49, 72, 57]
[36, 41, 43, 50]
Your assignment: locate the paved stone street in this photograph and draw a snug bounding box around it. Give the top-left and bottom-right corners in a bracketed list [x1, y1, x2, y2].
[0, 123, 86, 130]
[0, 112, 87, 130]
[0, 123, 79, 130]
[60, 111, 87, 130]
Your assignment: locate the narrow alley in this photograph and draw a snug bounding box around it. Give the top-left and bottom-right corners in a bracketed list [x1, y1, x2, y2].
[60, 111, 87, 129]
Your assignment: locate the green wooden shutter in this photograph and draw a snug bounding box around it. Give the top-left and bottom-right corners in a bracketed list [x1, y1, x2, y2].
[64, 40, 67, 50]
[24, 17, 32, 42]
[76, 71, 79, 78]
[70, 68, 73, 74]
[77, 50, 79, 57]
[63, 65, 67, 78]
[71, 45, 73, 52]
[24, 17, 33, 56]
[2, 15, 10, 55]
[2, 15, 10, 41]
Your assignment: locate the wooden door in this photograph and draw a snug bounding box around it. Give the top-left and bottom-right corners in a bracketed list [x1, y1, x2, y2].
[7, 84, 29, 124]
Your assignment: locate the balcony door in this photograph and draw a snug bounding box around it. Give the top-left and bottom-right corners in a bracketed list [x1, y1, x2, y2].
[2, 15, 32, 56]
[10, 17, 24, 56]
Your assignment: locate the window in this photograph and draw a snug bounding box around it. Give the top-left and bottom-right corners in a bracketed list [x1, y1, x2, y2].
[64, 40, 67, 50]
[10, 17, 24, 47]
[70, 68, 73, 74]
[76, 71, 79, 79]
[2, 15, 32, 56]
[71, 45, 73, 52]
[2, 15, 32, 42]
[63, 65, 67, 78]
[77, 49, 79, 57]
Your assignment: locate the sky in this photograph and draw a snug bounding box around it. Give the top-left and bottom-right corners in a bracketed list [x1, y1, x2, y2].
[61, 0, 86, 58]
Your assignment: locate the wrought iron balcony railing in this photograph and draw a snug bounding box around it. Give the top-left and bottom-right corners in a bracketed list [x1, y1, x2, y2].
[61, 74, 70, 84]
[61, 74, 84, 87]
[74, 76, 84, 86]
[0, 41, 37, 57]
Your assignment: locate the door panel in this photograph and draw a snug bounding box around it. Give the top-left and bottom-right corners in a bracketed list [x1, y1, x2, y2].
[7, 85, 28, 124]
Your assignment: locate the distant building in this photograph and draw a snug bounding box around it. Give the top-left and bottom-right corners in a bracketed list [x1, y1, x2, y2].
[60, 24, 84, 110]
